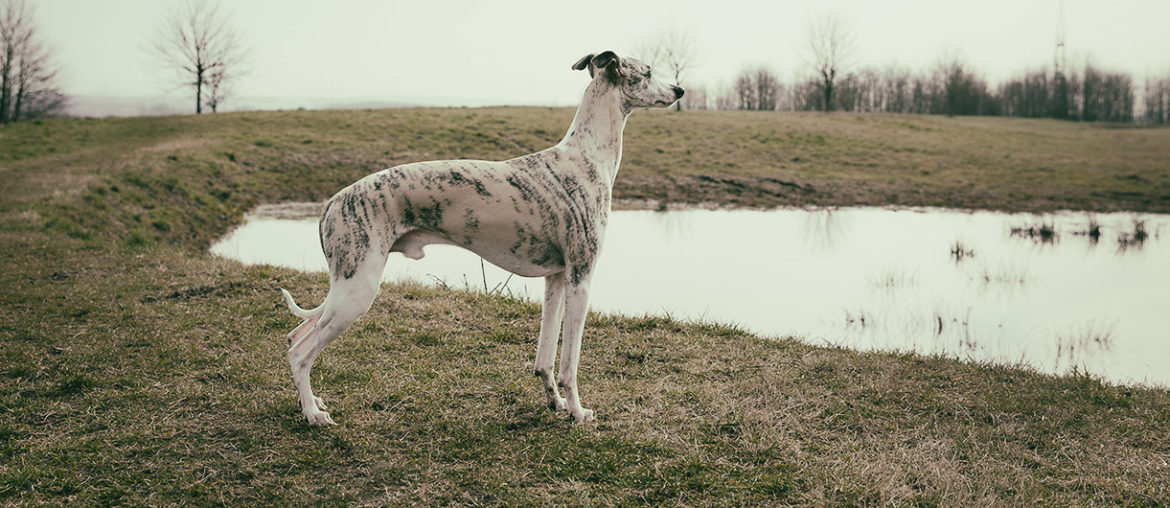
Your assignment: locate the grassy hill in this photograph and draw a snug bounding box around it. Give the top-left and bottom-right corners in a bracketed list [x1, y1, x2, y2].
[1, 108, 1168, 505]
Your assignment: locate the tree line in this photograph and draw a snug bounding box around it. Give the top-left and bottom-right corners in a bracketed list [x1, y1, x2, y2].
[683, 59, 1154, 124]
[650, 15, 1166, 125]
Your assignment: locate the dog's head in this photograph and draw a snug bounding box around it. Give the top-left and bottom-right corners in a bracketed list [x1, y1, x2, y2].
[573, 51, 684, 110]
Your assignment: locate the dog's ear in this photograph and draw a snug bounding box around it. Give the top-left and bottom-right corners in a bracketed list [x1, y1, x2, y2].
[590, 51, 621, 83]
[590, 51, 618, 70]
[572, 54, 595, 73]
[572, 51, 621, 82]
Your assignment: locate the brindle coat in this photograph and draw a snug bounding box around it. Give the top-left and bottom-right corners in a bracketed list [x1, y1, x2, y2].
[281, 51, 684, 425]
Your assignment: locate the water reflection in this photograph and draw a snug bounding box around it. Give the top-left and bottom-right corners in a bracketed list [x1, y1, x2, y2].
[1116, 219, 1149, 254]
[212, 205, 1170, 388]
[802, 208, 851, 252]
[1010, 221, 1058, 244]
[1054, 320, 1117, 373]
[949, 241, 976, 264]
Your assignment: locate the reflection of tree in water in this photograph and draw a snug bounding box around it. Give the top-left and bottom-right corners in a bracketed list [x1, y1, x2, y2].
[646, 209, 694, 243]
[802, 208, 851, 251]
[1116, 218, 1148, 254]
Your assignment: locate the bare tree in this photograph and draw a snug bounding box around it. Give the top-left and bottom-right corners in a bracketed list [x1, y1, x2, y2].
[0, 0, 62, 124]
[754, 67, 782, 111]
[679, 84, 710, 110]
[805, 12, 856, 112]
[733, 70, 755, 110]
[13, 36, 62, 120]
[1145, 73, 1170, 125]
[151, 0, 246, 114]
[713, 80, 737, 111]
[637, 26, 699, 111]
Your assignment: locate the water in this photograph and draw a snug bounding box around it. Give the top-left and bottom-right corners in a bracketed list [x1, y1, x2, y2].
[212, 204, 1170, 387]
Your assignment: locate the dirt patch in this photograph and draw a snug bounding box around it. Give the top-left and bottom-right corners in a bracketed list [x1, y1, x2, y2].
[135, 138, 211, 154]
[246, 202, 323, 220]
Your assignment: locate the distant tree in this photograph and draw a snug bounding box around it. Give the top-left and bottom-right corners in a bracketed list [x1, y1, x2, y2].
[637, 26, 698, 111]
[805, 12, 856, 112]
[1080, 63, 1134, 122]
[150, 0, 246, 114]
[733, 70, 755, 110]
[1144, 73, 1170, 125]
[880, 64, 912, 113]
[789, 78, 823, 112]
[679, 84, 710, 110]
[932, 52, 996, 116]
[999, 69, 1054, 118]
[1050, 69, 1071, 120]
[713, 81, 737, 111]
[855, 67, 881, 112]
[0, 0, 64, 125]
[727, 66, 782, 111]
[754, 67, 782, 111]
[833, 73, 861, 112]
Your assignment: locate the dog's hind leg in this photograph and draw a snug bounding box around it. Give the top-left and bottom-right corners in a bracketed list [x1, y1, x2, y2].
[534, 273, 567, 412]
[557, 276, 595, 424]
[288, 259, 384, 426]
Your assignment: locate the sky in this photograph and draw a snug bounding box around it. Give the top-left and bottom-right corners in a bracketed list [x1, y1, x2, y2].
[32, 0, 1170, 111]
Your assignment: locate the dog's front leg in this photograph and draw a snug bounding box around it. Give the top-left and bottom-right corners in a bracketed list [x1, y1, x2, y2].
[535, 273, 568, 411]
[557, 277, 594, 424]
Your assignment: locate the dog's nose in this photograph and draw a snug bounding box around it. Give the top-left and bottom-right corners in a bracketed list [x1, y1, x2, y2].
[672, 85, 685, 99]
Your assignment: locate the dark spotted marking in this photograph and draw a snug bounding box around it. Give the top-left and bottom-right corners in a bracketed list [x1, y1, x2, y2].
[414, 199, 444, 231]
[319, 188, 379, 280]
[462, 208, 479, 246]
[445, 170, 492, 197]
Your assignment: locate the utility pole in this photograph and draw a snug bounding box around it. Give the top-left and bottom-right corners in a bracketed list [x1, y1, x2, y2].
[1051, 0, 1070, 119]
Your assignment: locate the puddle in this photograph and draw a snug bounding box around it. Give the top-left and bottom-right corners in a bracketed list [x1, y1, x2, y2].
[212, 204, 1170, 387]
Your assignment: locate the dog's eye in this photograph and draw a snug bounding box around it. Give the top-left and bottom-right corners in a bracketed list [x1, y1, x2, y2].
[647, 71, 652, 80]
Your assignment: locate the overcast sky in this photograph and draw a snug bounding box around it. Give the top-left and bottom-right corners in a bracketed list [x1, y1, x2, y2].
[35, 0, 1170, 108]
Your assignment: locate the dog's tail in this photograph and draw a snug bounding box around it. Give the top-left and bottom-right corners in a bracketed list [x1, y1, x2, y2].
[280, 288, 323, 320]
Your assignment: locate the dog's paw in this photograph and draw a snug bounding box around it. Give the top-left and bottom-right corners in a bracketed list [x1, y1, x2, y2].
[571, 408, 594, 424]
[305, 410, 336, 427]
[548, 395, 567, 412]
[313, 396, 328, 411]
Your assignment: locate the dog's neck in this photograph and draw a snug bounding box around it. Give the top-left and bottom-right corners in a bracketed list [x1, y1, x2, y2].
[559, 78, 629, 189]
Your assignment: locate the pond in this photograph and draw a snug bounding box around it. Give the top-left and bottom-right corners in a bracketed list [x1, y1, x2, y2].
[212, 204, 1170, 388]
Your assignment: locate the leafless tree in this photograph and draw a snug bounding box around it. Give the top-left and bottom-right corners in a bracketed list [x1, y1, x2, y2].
[679, 84, 710, 110]
[754, 67, 782, 111]
[879, 64, 911, 113]
[637, 26, 698, 111]
[733, 71, 755, 110]
[1079, 63, 1134, 122]
[1144, 73, 1170, 125]
[726, 66, 783, 111]
[932, 52, 998, 116]
[713, 81, 737, 111]
[150, 0, 246, 114]
[805, 12, 856, 112]
[0, 0, 63, 124]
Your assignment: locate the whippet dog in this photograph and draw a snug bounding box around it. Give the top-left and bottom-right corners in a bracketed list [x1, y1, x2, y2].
[280, 51, 684, 426]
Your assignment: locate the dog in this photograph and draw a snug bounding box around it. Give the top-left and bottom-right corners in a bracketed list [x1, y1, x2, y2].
[279, 51, 684, 425]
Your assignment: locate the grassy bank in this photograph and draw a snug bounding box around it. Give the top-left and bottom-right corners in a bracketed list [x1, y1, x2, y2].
[1, 108, 1169, 504]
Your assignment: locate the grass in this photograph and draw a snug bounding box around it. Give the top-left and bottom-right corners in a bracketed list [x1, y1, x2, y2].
[1, 108, 1169, 505]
